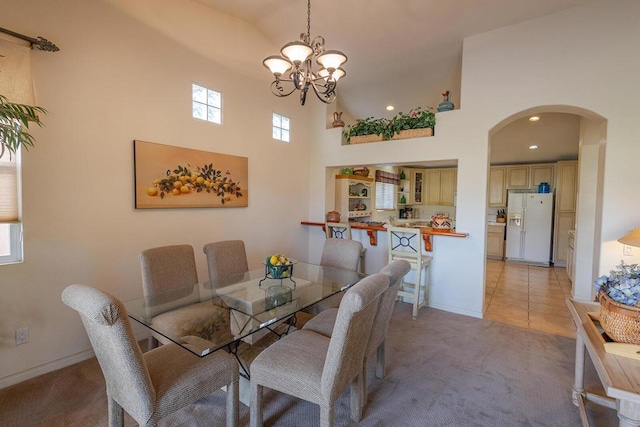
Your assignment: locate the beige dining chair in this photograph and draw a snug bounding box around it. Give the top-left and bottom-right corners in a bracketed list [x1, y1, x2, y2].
[386, 226, 432, 319]
[203, 240, 249, 286]
[61, 284, 239, 427]
[302, 259, 412, 409]
[249, 272, 389, 427]
[138, 244, 229, 350]
[308, 238, 365, 314]
[325, 222, 366, 273]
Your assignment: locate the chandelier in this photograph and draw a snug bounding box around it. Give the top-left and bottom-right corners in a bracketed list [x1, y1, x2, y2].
[262, 0, 347, 105]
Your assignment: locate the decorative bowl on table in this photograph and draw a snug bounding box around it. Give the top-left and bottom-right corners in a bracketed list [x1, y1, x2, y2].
[263, 254, 296, 280]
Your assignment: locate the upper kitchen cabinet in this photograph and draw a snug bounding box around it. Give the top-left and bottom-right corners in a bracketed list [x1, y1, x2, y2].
[410, 169, 425, 204]
[506, 166, 529, 189]
[488, 167, 507, 207]
[530, 164, 555, 189]
[426, 168, 457, 206]
[556, 161, 578, 212]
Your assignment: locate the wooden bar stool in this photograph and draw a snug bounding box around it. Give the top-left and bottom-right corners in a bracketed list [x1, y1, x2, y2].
[386, 226, 431, 319]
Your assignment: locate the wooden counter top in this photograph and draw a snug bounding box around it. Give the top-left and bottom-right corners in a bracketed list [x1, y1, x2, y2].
[301, 221, 468, 251]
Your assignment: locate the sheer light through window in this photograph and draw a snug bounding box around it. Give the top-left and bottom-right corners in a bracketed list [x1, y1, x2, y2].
[272, 113, 290, 142]
[192, 84, 221, 124]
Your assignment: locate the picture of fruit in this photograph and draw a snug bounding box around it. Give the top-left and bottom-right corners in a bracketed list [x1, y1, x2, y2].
[146, 162, 243, 204]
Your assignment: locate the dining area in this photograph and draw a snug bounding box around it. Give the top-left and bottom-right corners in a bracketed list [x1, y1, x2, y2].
[60, 238, 412, 427]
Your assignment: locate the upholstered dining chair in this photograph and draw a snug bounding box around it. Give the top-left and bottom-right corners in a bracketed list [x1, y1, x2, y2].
[308, 238, 365, 314]
[386, 226, 432, 319]
[138, 244, 230, 350]
[325, 222, 366, 273]
[302, 259, 412, 408]
[203, 240, 249, 286]
[61, 284, 239, 427]
[249, 273, 389, 427]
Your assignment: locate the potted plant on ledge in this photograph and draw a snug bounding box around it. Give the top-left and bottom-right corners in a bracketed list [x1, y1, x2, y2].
[343, 106, 435, 144]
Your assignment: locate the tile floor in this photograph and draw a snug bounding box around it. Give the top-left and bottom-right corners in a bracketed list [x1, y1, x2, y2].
[484, 259, 576, 338]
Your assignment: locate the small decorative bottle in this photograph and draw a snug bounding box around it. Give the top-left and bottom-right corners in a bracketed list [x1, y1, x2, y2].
[437, 90, 455, 112]
[400, 170, 406, 180]
[400, 194, 407, 204]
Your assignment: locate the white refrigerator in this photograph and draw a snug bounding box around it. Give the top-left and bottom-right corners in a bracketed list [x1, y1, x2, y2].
[505, 191, 554, 266]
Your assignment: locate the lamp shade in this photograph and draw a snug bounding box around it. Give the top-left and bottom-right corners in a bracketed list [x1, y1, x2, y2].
[618, 228, 640, 248]
[319, 67, 346, 81]
[316, 50, 347, 70]
[263, 56, 292, 76]
[281, 41, 313, 64]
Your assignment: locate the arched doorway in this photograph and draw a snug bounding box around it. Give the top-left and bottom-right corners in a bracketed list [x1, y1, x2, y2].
[484, 105, 607, 333]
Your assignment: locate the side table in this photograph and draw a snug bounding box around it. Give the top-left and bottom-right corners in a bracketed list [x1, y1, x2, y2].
[566, 298, 640, 426]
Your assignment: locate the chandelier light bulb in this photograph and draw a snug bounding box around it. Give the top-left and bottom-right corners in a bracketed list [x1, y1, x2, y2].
[281, 41, 313, 65]
[316, 50, 348, 71]
[263, 56, 292, 76]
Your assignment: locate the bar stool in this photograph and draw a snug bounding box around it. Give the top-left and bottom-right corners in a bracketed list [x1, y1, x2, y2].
[386, 226, 431, 319]
[325, 222, 366, 273]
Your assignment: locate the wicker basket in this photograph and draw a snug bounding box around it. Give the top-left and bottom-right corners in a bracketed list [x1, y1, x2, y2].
[598, 290, 640, 344]
[350, 134, 384, 144]
[391, 128, 434, 140]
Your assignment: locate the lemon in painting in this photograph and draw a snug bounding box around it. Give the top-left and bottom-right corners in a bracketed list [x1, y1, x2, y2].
[173, 181, 182, 189]
[196, 176, 205, 185]
[180, 176, 188, 184]
[146, 187, 158, 196]
[172, 188, 181, 196]
[180, 186, 191, 194]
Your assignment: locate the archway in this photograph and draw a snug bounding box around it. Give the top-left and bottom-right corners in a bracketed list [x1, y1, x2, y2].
[488, 105, 607, 303]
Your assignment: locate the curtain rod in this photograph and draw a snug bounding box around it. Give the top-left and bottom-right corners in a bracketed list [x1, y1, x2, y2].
[0, 26, 59, 52]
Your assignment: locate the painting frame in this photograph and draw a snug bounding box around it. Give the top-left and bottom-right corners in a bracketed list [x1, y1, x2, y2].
[133, 140, 248, 209]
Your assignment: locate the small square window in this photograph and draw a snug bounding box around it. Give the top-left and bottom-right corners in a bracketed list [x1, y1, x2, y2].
[272, 113, 290, 143]
[192, 84, 221, 124]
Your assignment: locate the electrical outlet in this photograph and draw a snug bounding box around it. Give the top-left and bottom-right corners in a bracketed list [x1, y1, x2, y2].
[15, 327, 29, 346]
[624, 244, 633, 256]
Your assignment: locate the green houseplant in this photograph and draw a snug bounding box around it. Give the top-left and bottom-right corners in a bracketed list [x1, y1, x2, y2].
[0, 94, 47, 159]
[343, 106, 435, 144]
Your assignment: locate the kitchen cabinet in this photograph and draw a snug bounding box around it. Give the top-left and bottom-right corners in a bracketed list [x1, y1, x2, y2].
[410, 169, 425, 205]
[488, 167, 507, 207]
[487, 225, 505, 259]
[335, 175, 373, 221]
[530, 164, 555, 189]
[425, 168, 457, 206]
[398, 178, 410, 205]
[556, 160, 578, 212]
[567, 230, 575, 283]
[506, 166, 529, 189]
[553, 212, 575, 266]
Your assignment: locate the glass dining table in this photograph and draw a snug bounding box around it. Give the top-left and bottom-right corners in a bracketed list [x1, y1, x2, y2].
[123, 261, 364, 376]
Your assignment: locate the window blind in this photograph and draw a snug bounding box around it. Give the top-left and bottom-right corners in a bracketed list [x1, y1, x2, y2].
[0, 154, 18, 222]
[375, 170, 399, 210]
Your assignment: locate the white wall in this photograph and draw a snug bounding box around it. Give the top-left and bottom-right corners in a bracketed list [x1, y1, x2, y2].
[0, 0, 314, 387]
[3, 0, 640, 388]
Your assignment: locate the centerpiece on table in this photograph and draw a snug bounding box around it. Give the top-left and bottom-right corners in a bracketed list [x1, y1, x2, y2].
[260, 253, 297, 287]
[594, 261, 640, 343]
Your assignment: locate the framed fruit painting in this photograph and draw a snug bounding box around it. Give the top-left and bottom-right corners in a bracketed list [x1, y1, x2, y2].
[134, 140, 248, 209]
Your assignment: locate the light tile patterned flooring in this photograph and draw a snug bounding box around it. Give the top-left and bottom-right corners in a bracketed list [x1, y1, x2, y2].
[484, 259, 576, 338]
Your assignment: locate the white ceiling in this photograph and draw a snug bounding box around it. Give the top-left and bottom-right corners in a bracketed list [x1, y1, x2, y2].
[196, 0, 590, 165]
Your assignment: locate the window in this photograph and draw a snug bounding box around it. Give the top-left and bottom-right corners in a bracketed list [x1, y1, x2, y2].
[375, 170, 399, 210]
[272, 113, 290, 142]
[0, 152, 22, 264]
[192, 84, 221, 124]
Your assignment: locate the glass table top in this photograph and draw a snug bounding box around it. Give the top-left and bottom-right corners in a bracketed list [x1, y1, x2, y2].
[123, 262, 364, 357]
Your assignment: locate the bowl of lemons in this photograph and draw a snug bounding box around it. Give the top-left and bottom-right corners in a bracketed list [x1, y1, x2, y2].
[264, 253, 296, 279]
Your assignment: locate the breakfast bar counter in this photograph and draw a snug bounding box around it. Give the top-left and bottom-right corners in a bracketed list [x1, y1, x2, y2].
[301, 221, 468, 251]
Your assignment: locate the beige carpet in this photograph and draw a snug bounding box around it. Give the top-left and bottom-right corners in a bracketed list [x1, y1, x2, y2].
[0, 303, 618, 426]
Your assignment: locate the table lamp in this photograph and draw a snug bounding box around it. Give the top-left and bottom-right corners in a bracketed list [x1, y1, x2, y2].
[618, 228, 640, 247]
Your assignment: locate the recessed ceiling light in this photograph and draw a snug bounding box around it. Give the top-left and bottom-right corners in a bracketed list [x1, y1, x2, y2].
[529, 145, 538, 150]
[529, 116, 540, 122]
[386, 105, 395, 111]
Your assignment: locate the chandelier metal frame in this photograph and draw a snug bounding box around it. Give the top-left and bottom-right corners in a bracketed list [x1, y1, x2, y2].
[263, 0, 347, 105]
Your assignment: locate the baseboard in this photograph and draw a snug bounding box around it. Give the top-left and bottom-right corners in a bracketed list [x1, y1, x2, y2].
[0, 348, 95, 390]
[427, 302, 483, 319]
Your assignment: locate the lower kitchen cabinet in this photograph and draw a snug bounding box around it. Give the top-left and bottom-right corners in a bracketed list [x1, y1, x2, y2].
[487, 225, 505, 259]
[553, 212, 575, 266]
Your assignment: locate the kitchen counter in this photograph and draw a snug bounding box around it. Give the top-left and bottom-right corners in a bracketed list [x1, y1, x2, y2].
[488, 221, 506, 227]
[301, 221, 468, 251]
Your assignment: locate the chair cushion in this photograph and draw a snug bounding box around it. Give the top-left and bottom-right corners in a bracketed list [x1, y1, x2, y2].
[302, 309, 337, 338]
[251, 330, 330, 405]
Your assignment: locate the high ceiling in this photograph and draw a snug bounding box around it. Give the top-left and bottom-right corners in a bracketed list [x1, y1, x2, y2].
[198, 0, 596, 120]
